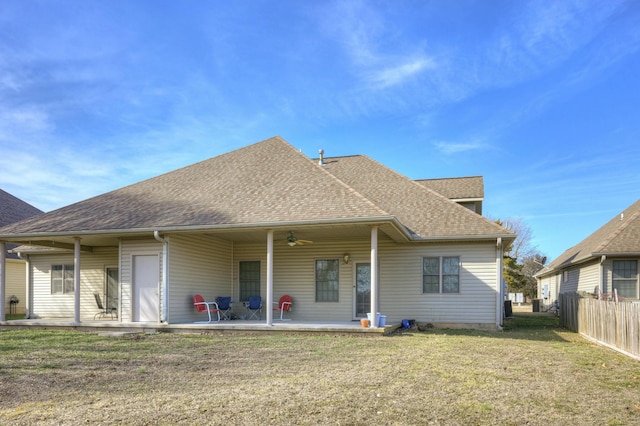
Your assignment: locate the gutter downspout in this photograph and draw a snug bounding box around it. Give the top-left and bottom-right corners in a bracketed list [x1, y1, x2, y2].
[0, 241, 5, 321]
[74, 238, 81, 323]
[154, 231, 169, 323]
[496, 237, 503, 330]
[17, 252, 31, 318]
[599, 255, 607, 298]
[370, 226, 379, 329]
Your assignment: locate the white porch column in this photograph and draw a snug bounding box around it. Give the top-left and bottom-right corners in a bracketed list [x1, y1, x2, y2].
[266, 230, 274, 325]
[0, 241, 6, 321]
[370, 226, 379, 328]
[74, 238, 81, 323]
[496, 238, 503, 328]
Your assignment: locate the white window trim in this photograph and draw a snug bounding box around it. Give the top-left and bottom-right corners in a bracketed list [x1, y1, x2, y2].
[422, 256, 461, 294]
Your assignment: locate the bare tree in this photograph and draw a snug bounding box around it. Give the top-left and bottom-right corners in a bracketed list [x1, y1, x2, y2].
[496, 217, 536, 262]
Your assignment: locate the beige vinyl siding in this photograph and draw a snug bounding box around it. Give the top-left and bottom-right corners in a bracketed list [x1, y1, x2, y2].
[167, 234, 232, 323]
[120, 239, 162, 322]
[575, 260, 600, 294]
[231, 237, 499, 326]
[557, 261, 600, 295]
[558, 268, 578, 294]
[539, 273, 560, 305]
[234, 239, 369, 322]
[29, 248, 118, 319]
[379, 241, 498, 326]
[5, 259, 27, 314]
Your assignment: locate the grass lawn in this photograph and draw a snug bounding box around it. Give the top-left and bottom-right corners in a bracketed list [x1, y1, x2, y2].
[1, 314, 639, 425]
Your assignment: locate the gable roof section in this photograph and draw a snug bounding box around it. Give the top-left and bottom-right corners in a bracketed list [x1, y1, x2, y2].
[0, 137, 513, 242]
[0, 137, 390, 236]
[544, 199, 640, 272]
[416, 176, 484, 200]
[0, 189, 43, 227]
[319, 155, 511, 239]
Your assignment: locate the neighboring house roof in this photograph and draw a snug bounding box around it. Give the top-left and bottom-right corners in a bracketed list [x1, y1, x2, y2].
[539, 199, 640, 276]
[0, 189, 43, 227]
[415, 176, 484, 200]
[0, 137, 513, 243]
[0, 189, 43, 259]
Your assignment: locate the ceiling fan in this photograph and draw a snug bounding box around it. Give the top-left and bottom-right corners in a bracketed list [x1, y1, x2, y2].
[287, 231, 313, 247]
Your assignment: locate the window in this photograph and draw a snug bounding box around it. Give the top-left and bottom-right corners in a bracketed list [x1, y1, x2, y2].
[52, 264, 74, 294]
[563, 271, 569, 283]
[316, 259, 339, 302]
[423, 257, 460, 294]
[613, 260, 638, 298]
[239, 261, 260, 301]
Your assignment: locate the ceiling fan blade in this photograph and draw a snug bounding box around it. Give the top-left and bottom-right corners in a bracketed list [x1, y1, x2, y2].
[297, 239, 313, 245]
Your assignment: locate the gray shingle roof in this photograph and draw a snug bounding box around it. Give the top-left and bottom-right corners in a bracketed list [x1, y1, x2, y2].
[0, 189, 43, 258]
[545, 199, 640, 271]
[320, 155, 508, 239]
[0, 189, 43, 227]
[0, 137, 513, 241]
[416, 176, 484, 200]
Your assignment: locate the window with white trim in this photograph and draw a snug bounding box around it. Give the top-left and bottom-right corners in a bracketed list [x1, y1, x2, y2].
[52, 264, 74, 294]
[612, 260, 638, 298]
[316, 259, 339, 302]
[423, 257, 460, 293]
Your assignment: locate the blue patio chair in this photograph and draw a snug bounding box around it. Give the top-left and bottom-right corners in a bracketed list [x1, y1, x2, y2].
[246, 296, 262, 320]
[216, 296, 233, 320]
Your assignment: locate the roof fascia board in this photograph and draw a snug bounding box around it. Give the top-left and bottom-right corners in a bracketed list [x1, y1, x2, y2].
[592, 252, 640, 257]
[0, 216, 413, 242]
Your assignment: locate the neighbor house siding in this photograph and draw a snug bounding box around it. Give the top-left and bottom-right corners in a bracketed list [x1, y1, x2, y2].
[5, 259, 26, 314]
[120, 239, 162, 322]
[29, 248, 118, 319]
[575, 260, 600, 294]
[538, 273, 560, 305]
[167, 234, 232, 323]
[556, 261, 600, 295]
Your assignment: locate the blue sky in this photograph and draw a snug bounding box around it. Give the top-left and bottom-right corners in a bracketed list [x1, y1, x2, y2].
[1, 1, 639, 261]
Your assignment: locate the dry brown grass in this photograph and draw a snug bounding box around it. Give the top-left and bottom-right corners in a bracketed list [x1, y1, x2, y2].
[1, 314, 639, 425]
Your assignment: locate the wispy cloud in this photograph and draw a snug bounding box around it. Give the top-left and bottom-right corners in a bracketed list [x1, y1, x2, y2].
[433, 141, 488, 155]
[366, 56, 436, 89]
[318, 1, 436, 90]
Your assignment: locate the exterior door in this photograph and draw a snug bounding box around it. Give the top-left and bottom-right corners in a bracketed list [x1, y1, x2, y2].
[106, 267, 119, 313]
[353, 262, 371, 319]
[133, 255, 159, 322]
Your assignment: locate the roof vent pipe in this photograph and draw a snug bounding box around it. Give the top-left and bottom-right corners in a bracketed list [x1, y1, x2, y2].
[318, 149, 325, 166]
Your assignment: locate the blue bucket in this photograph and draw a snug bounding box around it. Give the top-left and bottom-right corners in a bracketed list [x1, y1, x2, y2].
[401, 319, 410, 329]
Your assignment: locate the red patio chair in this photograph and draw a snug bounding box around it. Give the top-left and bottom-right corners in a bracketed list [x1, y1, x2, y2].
[273, 295, 292, 321]
[193, 294, 220, 323]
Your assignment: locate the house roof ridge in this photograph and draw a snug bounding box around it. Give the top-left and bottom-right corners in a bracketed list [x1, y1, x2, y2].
[593, 199, 640, 253]
[542, 199, 640, 272]
[303, 153, 393, 219]
[383, 165, 505, 236]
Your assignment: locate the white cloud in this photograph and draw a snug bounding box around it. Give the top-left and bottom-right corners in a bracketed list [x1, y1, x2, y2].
[433, 141, 487, 155]
[367, 56, 436, 89]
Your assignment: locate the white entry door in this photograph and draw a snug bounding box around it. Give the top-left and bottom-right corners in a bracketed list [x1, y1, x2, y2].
[133, 255, 160, 322]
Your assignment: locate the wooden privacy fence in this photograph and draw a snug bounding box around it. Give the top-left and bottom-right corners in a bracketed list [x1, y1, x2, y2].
[559, 293, 640, 359]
